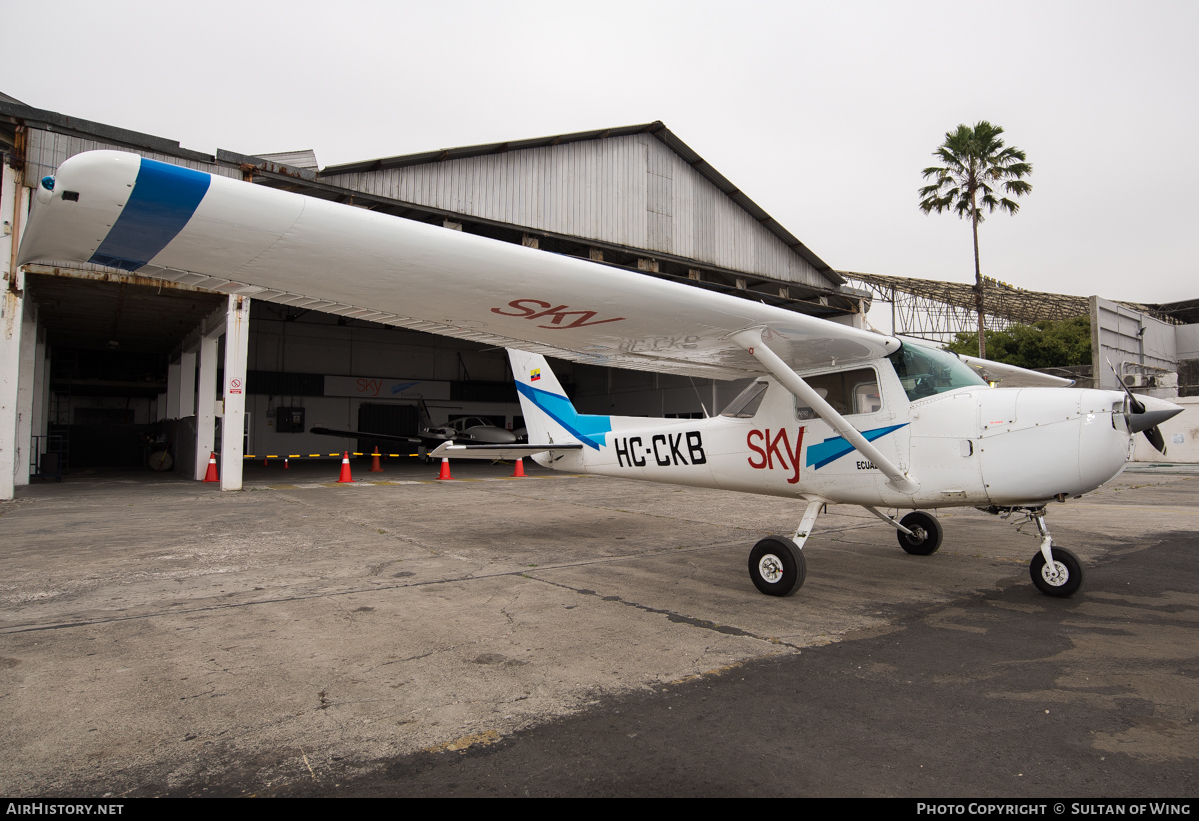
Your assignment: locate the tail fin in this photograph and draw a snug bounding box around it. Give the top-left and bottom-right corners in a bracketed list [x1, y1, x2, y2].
[507, 349, 610, 450]
[417, 398, 433, 428]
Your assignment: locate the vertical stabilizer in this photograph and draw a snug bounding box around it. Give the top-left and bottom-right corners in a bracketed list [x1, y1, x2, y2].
[507, 349, 611, 450]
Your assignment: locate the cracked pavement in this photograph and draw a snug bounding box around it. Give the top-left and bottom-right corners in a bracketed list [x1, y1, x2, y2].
[0, 459, 1195, 796]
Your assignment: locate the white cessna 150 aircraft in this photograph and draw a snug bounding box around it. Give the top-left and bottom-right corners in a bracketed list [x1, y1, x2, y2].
[18, 151, 1183, 599]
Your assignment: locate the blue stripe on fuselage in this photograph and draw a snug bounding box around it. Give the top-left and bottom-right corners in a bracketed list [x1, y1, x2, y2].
[805, 423, 908, 470]
[88, 158, 210, 271]
[515, 382, 612, 450]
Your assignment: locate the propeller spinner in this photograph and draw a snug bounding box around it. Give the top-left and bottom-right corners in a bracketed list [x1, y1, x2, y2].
[1106, 359, 1184, 454]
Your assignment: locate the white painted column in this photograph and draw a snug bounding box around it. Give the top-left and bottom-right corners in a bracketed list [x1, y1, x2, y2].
[195, 333, 218, 479]
[14, 300, 36, 486]
[166, 361, 181, 419]
[179, 350, 196, 418]
[0, 297, 21, 499]
[0, 163, 27, 501]
[220, 294, 250, 491]
[30, 326, 45, 461]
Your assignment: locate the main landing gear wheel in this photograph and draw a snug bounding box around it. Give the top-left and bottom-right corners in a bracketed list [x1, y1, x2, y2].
[896, 511, 943, 556]
[1030, 546, 1084, 598]
[748, 536, 806, 597]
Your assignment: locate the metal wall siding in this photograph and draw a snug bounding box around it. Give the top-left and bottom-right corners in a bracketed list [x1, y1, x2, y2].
[25, 129, 239, 184]
[319, 134, 824, 286]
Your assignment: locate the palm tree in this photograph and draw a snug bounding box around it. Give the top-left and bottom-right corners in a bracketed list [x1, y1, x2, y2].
[919, 122, 1032, 358]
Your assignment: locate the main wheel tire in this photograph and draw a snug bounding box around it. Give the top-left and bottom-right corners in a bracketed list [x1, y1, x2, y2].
[748, 536, 806, 597]
[1030, 546, 1084, 597]
[896, 511, 943, 555]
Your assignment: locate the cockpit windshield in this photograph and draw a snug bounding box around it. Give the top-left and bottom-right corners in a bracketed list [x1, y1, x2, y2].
[887, 343, 987, 401]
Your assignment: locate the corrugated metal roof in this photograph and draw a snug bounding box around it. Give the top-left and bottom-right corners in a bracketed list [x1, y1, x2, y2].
[321, 121, 843, 285]
[0, 100, 215, 164]
[254, 149, 319, 170]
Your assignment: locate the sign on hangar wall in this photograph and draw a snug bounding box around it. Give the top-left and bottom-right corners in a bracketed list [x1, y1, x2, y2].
[324, 376, 451, 401]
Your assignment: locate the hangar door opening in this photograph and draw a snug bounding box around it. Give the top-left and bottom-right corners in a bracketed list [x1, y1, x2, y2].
[25, 270, 228, 477]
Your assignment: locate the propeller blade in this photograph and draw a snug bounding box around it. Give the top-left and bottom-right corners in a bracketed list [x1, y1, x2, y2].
[1105, 357, 1145, 413]
[1144, 426, 1167, 455]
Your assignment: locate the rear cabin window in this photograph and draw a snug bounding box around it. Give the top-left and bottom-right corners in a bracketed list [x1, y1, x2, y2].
[720, 381, 769, 418]
[794, 368, 881, 420]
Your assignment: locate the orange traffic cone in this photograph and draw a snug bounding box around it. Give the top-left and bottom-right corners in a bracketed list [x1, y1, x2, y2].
[203, 452, 219, 482]
[338, 451, 353, 483]
[263, 457, 269, 466]
[436, 457, 453, 480]
[512, 457, 526, 478]
[284, 458, 290, 469]
[369, 446, 383, 473]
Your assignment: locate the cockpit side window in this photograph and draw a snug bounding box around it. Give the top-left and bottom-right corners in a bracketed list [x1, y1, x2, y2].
[794, 367, 881, 420]
[720, 381, 769, 418]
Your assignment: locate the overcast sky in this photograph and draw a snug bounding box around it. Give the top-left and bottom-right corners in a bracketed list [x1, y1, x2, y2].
[8, 1, 1197, 305]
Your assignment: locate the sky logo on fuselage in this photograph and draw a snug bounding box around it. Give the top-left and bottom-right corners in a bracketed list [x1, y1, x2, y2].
[747, 423, 908, 483]
[805, 424, 908, 470]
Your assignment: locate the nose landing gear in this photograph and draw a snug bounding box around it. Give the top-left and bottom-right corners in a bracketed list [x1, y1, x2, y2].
[1028, 510, 1084, 597]
[981, 506, 1087, 597]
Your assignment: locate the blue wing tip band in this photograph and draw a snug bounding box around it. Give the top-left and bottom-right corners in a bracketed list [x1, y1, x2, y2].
[88, 157, 210, 272]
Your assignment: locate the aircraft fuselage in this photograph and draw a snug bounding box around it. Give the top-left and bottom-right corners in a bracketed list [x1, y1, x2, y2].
[536, 362, 1133, 510]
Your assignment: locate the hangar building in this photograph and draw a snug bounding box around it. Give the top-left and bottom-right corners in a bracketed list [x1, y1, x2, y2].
[0, 95, 869, 498]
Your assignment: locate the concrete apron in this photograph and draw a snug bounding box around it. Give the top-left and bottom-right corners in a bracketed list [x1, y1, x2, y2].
[0, 465, 1195, 794]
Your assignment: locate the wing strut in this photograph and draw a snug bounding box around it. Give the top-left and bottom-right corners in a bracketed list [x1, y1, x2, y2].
[730, 328, 920, 495]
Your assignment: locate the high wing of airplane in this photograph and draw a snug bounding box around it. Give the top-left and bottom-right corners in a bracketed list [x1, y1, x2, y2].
[19, 150, 1184, 599]
[953, 351, 1076, 388]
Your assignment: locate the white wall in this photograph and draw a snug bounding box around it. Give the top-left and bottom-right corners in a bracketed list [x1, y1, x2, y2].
[1133, 396, 1199, 463]
[1175, 325, 1199, 360]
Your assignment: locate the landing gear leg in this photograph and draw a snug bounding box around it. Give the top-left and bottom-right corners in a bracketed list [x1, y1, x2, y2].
[747, 499, 822, 597]
[1029, 511, 1084, 597]
[791, 499, 824, 549]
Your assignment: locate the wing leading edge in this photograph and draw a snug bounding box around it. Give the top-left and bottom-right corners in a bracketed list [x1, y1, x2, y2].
[19, 150, 900, 379]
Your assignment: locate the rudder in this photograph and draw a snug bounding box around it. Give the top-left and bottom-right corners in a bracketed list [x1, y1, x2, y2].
[507, 349, 610, 450]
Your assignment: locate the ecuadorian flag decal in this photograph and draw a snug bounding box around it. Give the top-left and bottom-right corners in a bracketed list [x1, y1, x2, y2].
[805, 424, 908, 470]
[530, 369, 540, 381]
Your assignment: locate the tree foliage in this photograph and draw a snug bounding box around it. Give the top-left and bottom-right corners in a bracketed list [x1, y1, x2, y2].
[918, 122, 1032, 222]
[944, 316, 1091, 370]
[918, 122, 1032, 358]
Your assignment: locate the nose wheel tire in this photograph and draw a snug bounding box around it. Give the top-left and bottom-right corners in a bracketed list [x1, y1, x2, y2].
[896, 511, 943, 555]
[1030, 546, 1084, 597]
[748, 536, 806, 597]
